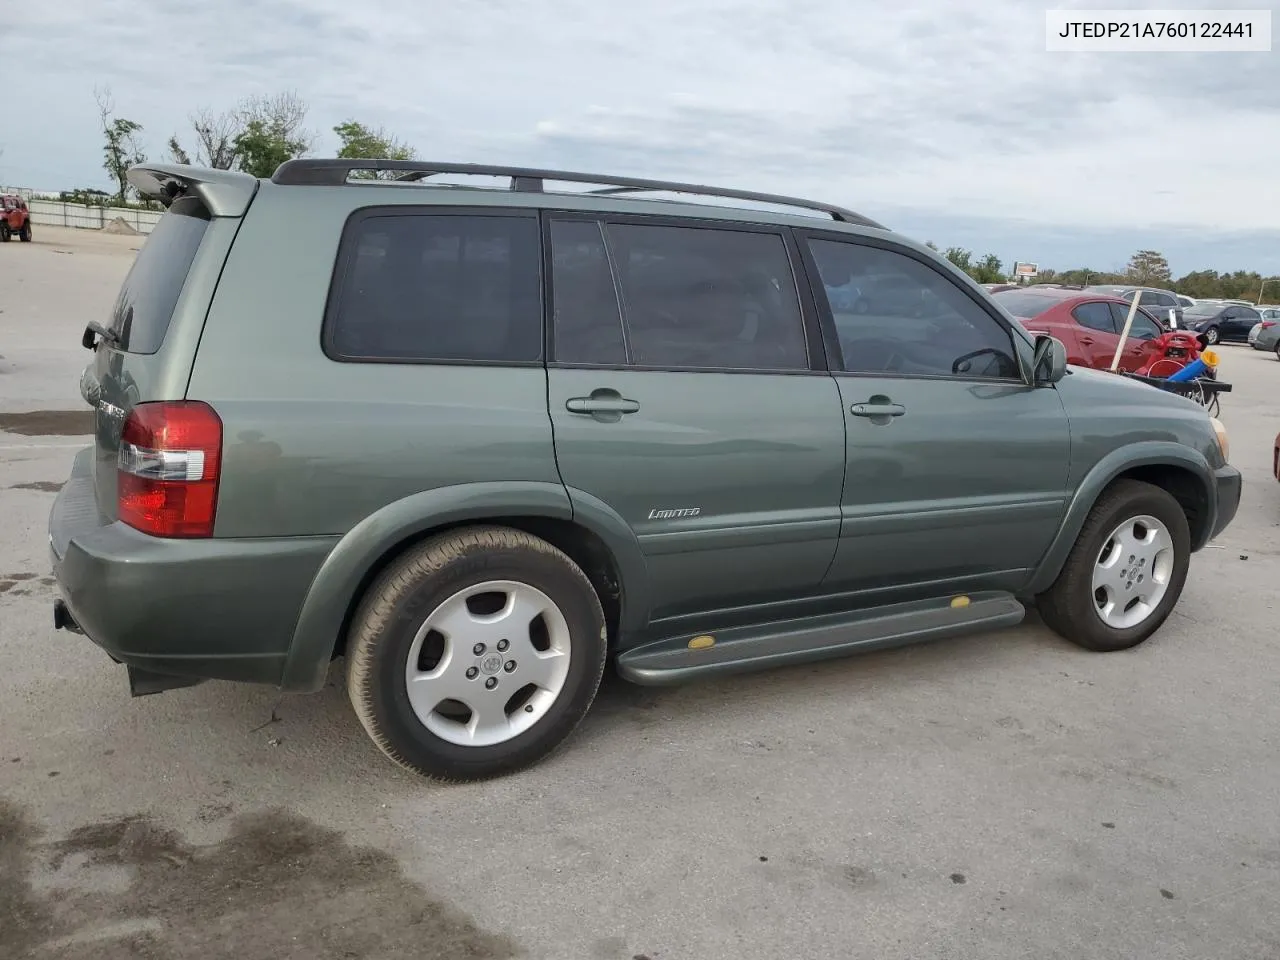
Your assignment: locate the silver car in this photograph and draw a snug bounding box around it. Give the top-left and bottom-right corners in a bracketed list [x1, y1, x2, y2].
[1248, 306, 1280, 353]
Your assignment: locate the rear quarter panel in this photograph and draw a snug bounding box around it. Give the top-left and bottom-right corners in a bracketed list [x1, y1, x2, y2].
[184, 184, 562, 540]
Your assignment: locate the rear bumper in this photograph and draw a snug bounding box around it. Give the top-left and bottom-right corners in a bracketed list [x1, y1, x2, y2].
[49, 447, 338, 689]
[1209, 464, 1242, 541]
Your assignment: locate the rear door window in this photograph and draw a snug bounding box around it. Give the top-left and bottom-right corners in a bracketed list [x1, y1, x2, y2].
[601, 222, 809, 371]
[106, 198, 211, 354]
[548, 219, 628, 365]
[324, 210, 542, 363]
[1109, 303, 1163, 340]
[1072, 302, 1117, 333]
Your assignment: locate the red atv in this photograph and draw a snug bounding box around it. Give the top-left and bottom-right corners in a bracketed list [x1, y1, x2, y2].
[1, 194, 32, 242]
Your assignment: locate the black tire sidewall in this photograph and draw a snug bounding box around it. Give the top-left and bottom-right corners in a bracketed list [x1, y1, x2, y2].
[361, 539, 606, 778]
[1058, 485, 1190, 650]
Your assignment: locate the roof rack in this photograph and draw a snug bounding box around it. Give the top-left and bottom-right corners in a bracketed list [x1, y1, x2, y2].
[269, 159, 887, 229]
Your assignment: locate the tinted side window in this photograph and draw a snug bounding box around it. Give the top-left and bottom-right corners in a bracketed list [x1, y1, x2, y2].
[1073, 302, 1117, 333]
[807, 238, 1019, 380]
[1130, 308, 1164, 340]
[325, 212, 542, 363]
[549, 220, 627, 365]
[604, 222, 808, 370]
[108, 199, 211, 354]
[1108, 302, 1162, 339]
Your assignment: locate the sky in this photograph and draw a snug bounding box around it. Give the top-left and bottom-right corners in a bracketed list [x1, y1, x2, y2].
[3, 0, 1278, 276]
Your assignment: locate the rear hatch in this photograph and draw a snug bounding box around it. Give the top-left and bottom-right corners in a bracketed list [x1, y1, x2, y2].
[81, 165, 259, 525]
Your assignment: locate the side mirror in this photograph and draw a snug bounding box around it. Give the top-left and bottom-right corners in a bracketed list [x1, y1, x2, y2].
[1032, 334, 1067, 384]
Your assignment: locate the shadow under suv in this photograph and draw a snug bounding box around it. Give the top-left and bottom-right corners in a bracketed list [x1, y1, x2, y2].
[50, 159, 1242, 781]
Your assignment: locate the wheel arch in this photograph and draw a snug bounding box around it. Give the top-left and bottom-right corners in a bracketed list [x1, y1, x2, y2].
[1025, 444, 1216, 597]
[280, 482, 648, 693]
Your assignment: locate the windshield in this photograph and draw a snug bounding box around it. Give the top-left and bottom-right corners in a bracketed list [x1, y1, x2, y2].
[990, 290, 1061, 318]
[1184, 304, 1224, 316]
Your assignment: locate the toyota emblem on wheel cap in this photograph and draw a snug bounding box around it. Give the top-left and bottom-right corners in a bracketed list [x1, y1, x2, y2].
[480, 655, 504, 676]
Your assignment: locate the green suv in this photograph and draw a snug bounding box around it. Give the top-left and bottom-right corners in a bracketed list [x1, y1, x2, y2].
[50, 159, 1242, 781]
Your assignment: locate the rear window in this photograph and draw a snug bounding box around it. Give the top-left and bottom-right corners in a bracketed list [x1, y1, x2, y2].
[323, 210, 542, 364]
[107, 198, 211, 354]
[990, 290, 1061, 318]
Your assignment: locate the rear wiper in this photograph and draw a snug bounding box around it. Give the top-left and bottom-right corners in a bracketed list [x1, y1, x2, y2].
[82, 321, 119, 351]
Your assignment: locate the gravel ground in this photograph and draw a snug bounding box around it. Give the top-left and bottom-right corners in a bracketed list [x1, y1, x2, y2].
[2, 225, 1279, 960]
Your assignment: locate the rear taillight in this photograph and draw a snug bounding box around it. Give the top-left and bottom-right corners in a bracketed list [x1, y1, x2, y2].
[1262, 321, 1276, 329]
[117, 401, 222, 538]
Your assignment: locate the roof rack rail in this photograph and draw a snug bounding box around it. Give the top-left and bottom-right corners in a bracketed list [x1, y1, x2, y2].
[269, 159, 887, 229]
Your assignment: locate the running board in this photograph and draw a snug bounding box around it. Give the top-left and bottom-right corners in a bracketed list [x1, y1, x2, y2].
[615, 591, 1026, 686]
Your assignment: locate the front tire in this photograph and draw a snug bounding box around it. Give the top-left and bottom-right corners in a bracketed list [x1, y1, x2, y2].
[1203, 326, 1220, 345]
[0, 224, 10, 242]
[345, 525, 608, 782]
[18, 221, 31, 242]
[1037, 480, 1190, 652]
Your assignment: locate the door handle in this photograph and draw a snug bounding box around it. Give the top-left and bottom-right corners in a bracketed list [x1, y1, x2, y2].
[566, 389, 640, 420]
[566, 397, 640, 414]
[1078, 336, 1095, 345]
[850, 401, 907, 418]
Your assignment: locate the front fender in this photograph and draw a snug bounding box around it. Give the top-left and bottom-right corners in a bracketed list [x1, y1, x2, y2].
[1023, 441, 1217, 596]
[279, 481, 649, 693]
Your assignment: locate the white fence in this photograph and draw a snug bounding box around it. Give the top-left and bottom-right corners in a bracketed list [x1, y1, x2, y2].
[27, 199, 162, 235]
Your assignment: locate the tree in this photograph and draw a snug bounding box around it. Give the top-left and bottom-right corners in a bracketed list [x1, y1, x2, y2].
[167, 92, 312, 176]
[943, 247, 973, 273]
[940, 247, 1007, 284]
[168, 107, 241, 169]
[970, 253, 1006, 284]
[95, 86, 146, 204]
[1125, 250, 1172, 286]
[333, 120, 416, 178]
[231, 91, 314, 178]
[59, 187, 111, 206]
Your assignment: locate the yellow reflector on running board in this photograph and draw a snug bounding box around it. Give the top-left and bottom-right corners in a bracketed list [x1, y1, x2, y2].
[950, 596, 971, 609]
[688, 635, 715, 650]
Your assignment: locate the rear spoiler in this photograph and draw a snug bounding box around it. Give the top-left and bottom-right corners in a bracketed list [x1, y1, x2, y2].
[126, 163, 259, 217]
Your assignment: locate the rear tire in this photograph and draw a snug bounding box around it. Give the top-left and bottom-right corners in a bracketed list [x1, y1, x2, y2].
[0, 224, 10, 242]
[345, 525, 608, 782]
[1037, 480, 1190, 652]
[18, 221, 31, 242]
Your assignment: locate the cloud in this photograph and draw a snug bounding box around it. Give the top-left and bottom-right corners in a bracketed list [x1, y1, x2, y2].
[4, 0, 1277, 273]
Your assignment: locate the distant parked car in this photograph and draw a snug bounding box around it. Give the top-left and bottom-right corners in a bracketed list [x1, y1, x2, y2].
[990, 287, 1203, 374]
[1177, 294, 1197, 308]
[1085, 285, 1184, 328]
[1247, 307, 1280, 354]
[983, 283, 1020, 294]
[1183, 301, 1262, 345]
[0, 194, 32, 242]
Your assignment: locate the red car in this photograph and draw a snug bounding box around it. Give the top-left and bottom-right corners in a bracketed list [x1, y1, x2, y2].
[990, 286, 1204, 376]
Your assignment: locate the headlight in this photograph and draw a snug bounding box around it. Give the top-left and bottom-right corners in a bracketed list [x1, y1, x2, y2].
[1210, 416, 1229, 462]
